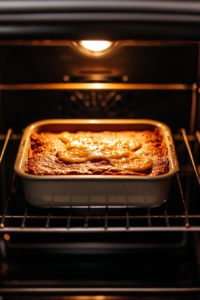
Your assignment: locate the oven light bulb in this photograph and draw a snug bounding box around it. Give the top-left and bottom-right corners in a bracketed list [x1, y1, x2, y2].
[80, 40, 112, 52]
[73, 40, 117, 57]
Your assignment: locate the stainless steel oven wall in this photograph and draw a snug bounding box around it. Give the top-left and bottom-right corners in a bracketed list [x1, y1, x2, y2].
[0, 44, 197, 133]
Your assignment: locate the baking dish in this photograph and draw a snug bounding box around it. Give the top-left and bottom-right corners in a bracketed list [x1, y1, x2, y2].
[14, 119, 179, 207]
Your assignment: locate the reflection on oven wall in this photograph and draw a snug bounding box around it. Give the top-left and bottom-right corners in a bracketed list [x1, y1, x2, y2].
[0, 44, 198, 134]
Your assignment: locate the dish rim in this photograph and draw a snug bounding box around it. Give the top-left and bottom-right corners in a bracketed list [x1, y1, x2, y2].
[14, 119, 179, 181]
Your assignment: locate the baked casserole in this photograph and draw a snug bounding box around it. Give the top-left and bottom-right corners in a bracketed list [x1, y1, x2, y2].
[25, 129, 169, 176]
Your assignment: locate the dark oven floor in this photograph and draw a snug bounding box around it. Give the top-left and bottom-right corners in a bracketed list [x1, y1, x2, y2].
[0, 232, 199, 297]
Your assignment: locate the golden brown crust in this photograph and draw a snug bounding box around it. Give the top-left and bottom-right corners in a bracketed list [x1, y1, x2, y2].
[25, 129, 169, 176]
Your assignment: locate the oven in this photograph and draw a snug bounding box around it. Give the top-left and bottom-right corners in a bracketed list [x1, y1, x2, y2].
[0, 1, 200, 299]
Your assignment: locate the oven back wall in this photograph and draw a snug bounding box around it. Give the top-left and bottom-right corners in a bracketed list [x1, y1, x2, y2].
[0, 44, 198, 133]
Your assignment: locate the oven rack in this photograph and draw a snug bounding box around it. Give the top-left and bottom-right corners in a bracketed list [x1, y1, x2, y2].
[0, 127, 199, 232]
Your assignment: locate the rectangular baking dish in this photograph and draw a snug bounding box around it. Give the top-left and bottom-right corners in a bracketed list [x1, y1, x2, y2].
[14, 119, 179, 207]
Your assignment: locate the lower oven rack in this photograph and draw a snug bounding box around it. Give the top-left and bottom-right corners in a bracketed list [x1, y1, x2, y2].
[0, 128, 200, 297]
[0, 128, 199, 232]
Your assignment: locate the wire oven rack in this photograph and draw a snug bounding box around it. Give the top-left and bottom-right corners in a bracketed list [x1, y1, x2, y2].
[0, 127, 199, 233]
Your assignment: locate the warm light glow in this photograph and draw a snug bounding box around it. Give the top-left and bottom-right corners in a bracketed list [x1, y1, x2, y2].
[4, 234, 10, 241]
[80, 40, 112, 52]
[91, 83, 105, 89]
[71, 297, 106, 300]
[88, 120, 99, 123]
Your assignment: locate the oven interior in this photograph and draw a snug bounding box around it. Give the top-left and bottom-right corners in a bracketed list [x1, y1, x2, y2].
[0, 41, 200, 298]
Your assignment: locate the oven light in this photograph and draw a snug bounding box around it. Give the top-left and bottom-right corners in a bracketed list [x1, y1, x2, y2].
[73, 40, 116, 57]
[80, 40, 112, 52]
[91, 83, 105, 89]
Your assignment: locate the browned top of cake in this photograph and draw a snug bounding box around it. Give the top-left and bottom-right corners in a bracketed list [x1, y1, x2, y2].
[25, 129, 169, 176]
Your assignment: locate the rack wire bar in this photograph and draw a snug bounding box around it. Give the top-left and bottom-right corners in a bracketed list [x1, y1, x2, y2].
[176, 173, 189, 228]
[181, 128, 200, 185]
[21, 207, 27, 228]
[66, 207, 71, 229]
[0, 128, 12, 164]
[0, 133, 22, 141]
[0, 287, 200, 293]
[190, 83, 197, 135]
[147, 208, 151, 227]
[0, 129, 15, 228]
[2, 214, 200, 220]
[2, 227, 200, 232]
[84, 206, 90, 228]
[196, 131, 200, 145]
[0, 83, 193, 91]
[164, 200, 169, 227]
[126, 207, 129, 229]
[0, 173, 15, 228]
[105, 206, 108, 229]
[173, 133, 196, 141]
[46, 209, 51, 228]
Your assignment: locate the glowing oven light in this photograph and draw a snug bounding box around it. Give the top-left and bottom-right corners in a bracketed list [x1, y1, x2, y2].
[80, 40, 112, 52]
[74, 40, 115, 57]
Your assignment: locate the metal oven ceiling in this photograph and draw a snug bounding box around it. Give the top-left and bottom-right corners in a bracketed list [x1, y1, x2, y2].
[0, 1, 200, 40]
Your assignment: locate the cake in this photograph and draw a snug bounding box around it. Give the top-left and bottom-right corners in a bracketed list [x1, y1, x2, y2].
[25, 129, 169, 176]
